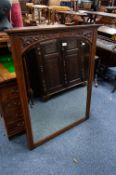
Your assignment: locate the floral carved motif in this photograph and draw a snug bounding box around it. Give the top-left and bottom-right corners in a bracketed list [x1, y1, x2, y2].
[18, 29, 94, 52]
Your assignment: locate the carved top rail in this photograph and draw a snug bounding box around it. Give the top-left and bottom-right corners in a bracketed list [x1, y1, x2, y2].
[6, 24, 100, 54]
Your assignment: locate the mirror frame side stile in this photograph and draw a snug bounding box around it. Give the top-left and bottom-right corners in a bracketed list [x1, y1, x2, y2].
[10, 36, 34, 149]
[85, 28, 97, 119]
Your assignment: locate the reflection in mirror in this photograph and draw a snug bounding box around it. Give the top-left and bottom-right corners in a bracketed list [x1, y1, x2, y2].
[23, 37, 90, 144]
[29, 85, 87, 142]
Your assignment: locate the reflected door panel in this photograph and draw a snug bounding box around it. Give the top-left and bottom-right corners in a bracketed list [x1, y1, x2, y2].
[38, 39, 64, 93]
[64, 39, 81, 85]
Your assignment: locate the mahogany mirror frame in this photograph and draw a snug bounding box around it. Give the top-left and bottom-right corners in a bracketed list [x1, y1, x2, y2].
[6, 24, 100, 149]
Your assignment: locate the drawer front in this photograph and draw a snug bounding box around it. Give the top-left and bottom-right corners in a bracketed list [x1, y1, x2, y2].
[7, 120, 25, 137]
[3, 98, 22, 110]
[1, 84, 19, 102]
[2, 97, 24, 124]
[0, 81, 25, 137]
[1, 97, 25, 137]
[4, 109, 23, 124]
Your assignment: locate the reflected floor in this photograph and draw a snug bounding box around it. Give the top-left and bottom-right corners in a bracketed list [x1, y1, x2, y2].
[29, 86, 87, 143]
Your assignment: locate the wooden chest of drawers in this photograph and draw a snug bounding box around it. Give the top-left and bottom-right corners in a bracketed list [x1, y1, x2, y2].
[0, 33, 25, 138]
[0, 77, 25, 138]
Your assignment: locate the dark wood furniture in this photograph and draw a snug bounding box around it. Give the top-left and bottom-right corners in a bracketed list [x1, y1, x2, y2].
[97, 26, 116, 67]
[100, 0, 116, 6]
[0, 33, 25, 138]
[80, 10, 116, 23]
[101, 0, 110, 6]
[0, 78, 25, 138]
[95, 26, 116, 90]
[54, 10, 87, 24]
[7, 24, 99, 149]
[33, 37, 90, 100]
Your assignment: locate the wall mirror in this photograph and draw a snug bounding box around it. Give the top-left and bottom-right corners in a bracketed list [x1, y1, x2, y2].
[7, 25, 99, 149]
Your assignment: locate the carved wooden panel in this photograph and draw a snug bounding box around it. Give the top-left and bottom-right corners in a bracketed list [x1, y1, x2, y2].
[11, 29, 93, 54]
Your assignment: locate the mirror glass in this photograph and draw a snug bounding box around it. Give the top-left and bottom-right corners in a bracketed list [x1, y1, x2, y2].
[23, 37, 90, 143]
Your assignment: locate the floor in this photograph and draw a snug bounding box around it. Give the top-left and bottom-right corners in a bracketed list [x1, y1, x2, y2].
[0, 81, 116, 175]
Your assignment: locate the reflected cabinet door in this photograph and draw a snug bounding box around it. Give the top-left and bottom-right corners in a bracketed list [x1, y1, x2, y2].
[62, 38, 90, 86]
[63, 38, 82, 86]
[37, 39, 64, 95]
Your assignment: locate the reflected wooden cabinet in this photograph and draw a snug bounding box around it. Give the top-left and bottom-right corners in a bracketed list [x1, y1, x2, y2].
[34, 38, 90, 99]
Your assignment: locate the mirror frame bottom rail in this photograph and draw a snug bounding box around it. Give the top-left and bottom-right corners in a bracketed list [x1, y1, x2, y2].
[32, 117, 87, 149]
[7, 24, 100, 149]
